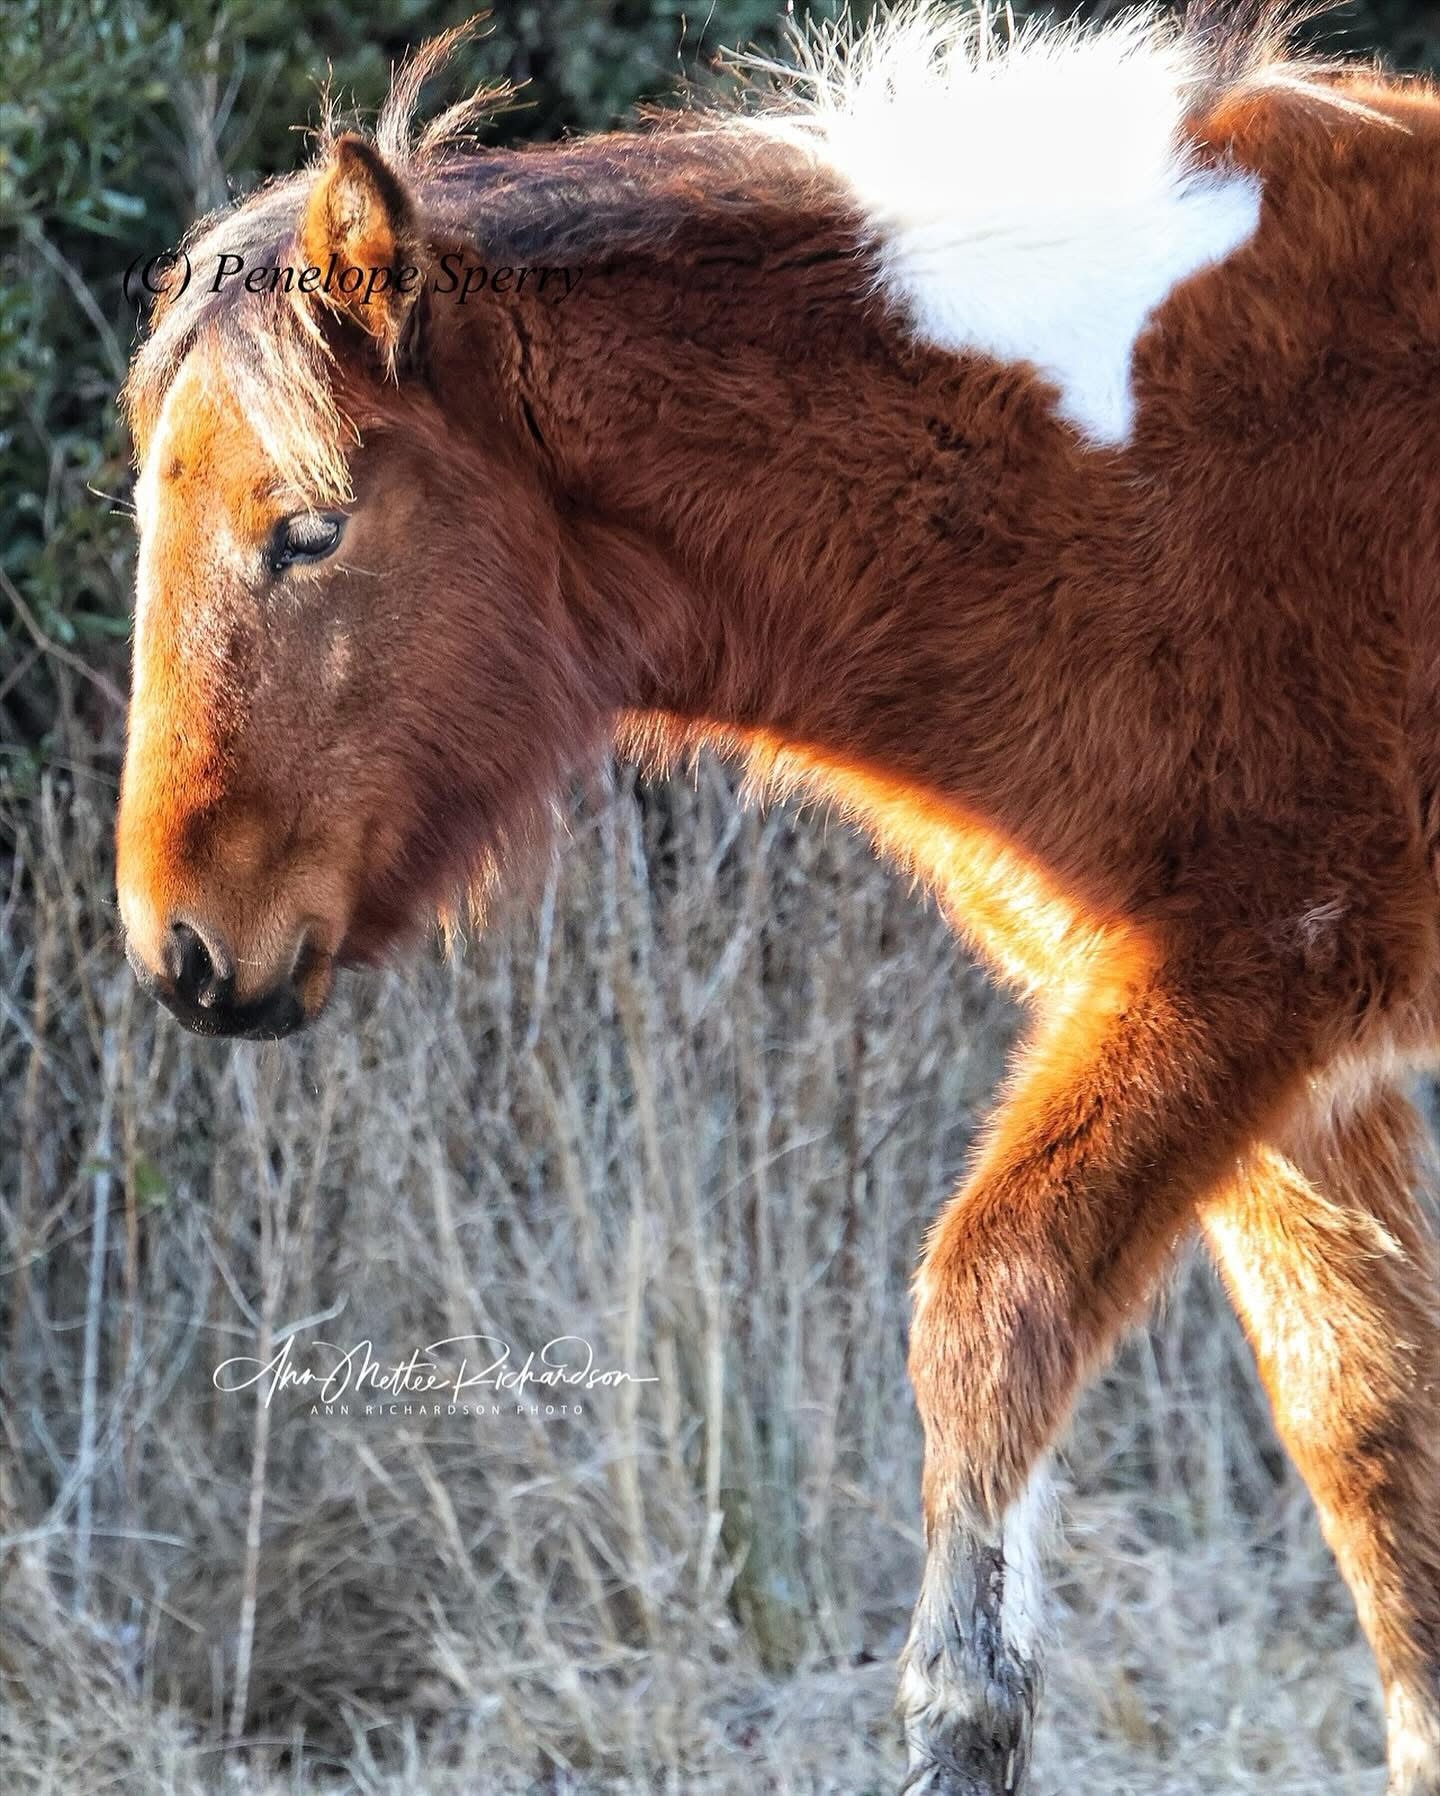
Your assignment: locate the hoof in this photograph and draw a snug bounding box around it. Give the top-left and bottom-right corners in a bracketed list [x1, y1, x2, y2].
[897, 1644, 1036, 1796]
[898, 1710, 1033, 1795]
[898, 1483, 1053, 1795]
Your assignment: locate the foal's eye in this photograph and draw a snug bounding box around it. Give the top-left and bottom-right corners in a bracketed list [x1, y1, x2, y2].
[268, 511, 346, 575]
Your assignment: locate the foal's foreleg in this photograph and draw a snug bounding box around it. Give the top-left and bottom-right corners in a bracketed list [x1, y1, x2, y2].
[1201, 1090, 1440, 1796]
[900, 959, 1308, 1795]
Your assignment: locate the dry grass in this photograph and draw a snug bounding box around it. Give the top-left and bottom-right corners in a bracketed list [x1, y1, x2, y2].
[0, 759, 1395, 1795]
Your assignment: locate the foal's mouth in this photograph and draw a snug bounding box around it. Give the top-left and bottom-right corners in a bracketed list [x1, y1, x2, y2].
[124, 934, 335, 1042]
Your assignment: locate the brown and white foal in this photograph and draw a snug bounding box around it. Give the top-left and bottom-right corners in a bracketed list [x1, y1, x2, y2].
[116, 6, 1440, 1790]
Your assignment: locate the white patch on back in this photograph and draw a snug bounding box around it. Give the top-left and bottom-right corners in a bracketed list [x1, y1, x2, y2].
[744, 4, 1262, 445]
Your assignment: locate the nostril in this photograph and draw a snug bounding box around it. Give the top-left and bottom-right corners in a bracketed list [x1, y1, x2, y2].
[169, 920, 235, 1010]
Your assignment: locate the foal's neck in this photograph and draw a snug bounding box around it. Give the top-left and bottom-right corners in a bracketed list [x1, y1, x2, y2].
[428, 122, 1440, 939]
[439, 147, 1102, 782]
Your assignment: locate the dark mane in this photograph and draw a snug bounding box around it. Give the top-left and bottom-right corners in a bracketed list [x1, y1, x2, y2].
[123, 130, 787, 497]
[121, 0, 1362, 498]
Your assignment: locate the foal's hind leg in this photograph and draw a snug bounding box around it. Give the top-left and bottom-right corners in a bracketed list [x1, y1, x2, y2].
[900, 951, 1317, 1794]
[1200, 1087, 1440, 1796]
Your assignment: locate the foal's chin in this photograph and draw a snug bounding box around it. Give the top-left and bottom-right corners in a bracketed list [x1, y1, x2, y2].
[169, 989, 312, 1042]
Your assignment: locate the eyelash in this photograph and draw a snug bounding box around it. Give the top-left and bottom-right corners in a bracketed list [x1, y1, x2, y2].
[267, 512, 346, 576]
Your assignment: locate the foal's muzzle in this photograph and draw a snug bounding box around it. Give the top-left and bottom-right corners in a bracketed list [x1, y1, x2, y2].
[127, 919, 309, 1041]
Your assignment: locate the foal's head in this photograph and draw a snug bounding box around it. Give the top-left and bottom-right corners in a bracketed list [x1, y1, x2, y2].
[118, 131, 596, 1037]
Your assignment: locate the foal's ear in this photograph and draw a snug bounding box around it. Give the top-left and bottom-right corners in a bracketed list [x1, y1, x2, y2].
[298, 134, 422, 371]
